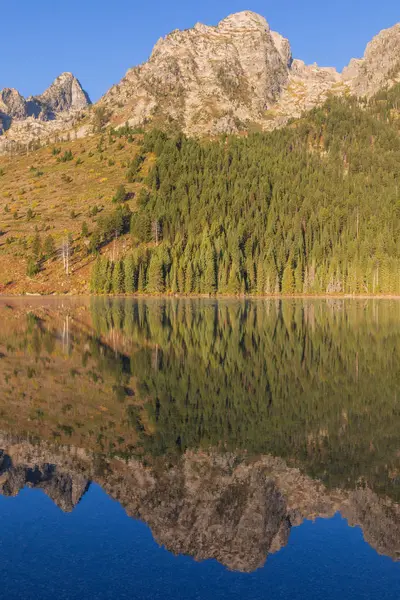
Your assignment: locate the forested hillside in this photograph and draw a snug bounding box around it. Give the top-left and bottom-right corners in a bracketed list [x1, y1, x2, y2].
[1, 86, 399, 295]
[91, 89, 400, 295]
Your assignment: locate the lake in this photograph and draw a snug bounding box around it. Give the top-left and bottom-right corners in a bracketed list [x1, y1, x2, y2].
[0, 297, 399, 599]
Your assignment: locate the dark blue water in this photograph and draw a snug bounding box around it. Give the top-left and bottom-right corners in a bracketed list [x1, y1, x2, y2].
[0, 484, 398, 600]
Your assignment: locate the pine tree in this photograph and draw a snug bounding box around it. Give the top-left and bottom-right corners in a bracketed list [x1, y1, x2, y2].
[44, 235, 56, 259]
[124, 255, 135, 293]
[90, 256, 102, 293]
[32, 234, 41, 260]
[203, 245, 217, 294]
[100, 258, 112, 293]
[256, 259, 265, 295]
[282, 261, 295, 295]
[112, 260, 124, 294]
[294, 260, 303, 294]
[227, 262, 240, 295]
[138, 263, 147, 293]
[147, 252, 164, 293]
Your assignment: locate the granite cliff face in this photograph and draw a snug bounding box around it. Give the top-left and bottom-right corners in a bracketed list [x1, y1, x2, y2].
[0, 437, 398, 572]
[0, 11, 399, 146]
[33, 72, 91, 116]
[101, 11, 292, 134]
[99, 11, 400, 134]
[0, 73, 91, 146]
[343, 23, 400, 96]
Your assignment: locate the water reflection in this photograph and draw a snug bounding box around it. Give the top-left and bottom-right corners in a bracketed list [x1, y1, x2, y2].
[0, 297, 399, 570]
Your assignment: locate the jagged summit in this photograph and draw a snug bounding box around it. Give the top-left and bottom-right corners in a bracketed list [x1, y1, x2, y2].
[33, 72, 91, 114]
[98, 12, 400, 135]
[101, 10, 292, 135]
[0, 72, 91, 135]
[0, 11, 399, 146]
[343, 22, 400, 95]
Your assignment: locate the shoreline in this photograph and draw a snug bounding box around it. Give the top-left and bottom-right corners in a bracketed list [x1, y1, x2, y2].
[1, 293, 400, 301]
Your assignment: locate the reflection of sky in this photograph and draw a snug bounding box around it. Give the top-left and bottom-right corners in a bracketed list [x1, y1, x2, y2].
[0, 484, 398, 600]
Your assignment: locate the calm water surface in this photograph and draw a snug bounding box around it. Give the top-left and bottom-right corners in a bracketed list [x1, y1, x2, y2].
[0, 298, 399, 599]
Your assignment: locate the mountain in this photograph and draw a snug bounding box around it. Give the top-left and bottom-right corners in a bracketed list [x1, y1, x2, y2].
[0, 84, 399, 295]
[32, 72, 91, 116]
[343, 23, 400, 96]
[100, 11, 293, 134]
[98, 11, 400, 134]
[0, 72, 91, 143]
[0, 12, 399, 296]
[1, 11, 399, 146]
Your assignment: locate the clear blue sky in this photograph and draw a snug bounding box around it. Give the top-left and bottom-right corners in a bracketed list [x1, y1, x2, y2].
[2, 1, 399, 101]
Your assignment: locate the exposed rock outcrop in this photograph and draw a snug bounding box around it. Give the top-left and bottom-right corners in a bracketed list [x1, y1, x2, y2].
[32, 72, 91, 116]
[0, 450, 89, 512]
[100, 11, 292, 135]
[343, 23, 400, 96]
[98, 11, 400, 135]
[0, 73, 91, 149]
[0, 12, 399, 145]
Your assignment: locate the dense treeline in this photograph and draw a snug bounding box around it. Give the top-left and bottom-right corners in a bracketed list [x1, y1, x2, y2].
[91, 94, 400, 295]
[90, 298, 400, 498]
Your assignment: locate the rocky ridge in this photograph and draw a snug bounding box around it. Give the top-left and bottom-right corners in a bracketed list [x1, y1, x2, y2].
[0, 73, 91, 150]
[0, 12, 399, 148]
[99, 11, 400, 134]
[0, 435, 398, 572]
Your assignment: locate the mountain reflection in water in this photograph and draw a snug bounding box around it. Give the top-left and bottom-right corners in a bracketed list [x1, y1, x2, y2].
[0, 297, 399, 574]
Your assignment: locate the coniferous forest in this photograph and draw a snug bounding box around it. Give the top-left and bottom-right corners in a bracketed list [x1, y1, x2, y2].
[90, 90, 400, 296]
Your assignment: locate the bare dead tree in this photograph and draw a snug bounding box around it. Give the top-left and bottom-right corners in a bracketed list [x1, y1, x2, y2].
[152, 220, 161, 245]
[61, 236, 72, 275]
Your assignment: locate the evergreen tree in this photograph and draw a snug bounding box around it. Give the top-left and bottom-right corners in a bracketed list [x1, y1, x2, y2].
[203, 244, 217, 294]
[112, 260, 124, 294]
[32, 234, 42, 260]
[147, 252, 164, 293]
[90, 256, 102, 292]
[124, 255, 135, 293]
[43, 235, 56, 259]
[282, 261, 295, 295]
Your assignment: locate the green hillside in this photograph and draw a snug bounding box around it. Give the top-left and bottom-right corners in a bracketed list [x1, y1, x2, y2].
[1, 88, 400, 296]
[92, 92, 400, 296]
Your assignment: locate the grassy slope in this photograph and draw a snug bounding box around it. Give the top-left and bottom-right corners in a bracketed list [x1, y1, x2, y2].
[0, 133, 153, 294]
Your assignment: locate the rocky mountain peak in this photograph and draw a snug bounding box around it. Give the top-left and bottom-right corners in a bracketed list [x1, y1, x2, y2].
[102, 10, 291, 135]
[34, 72, 91, 114]
[271, 31, 292, 68]
[343, 22, 400, 96]
[99, 13, 400, 136]
[1, 12, 400, 147]
[0, 88, 27, 119]
[0, 72, 91, 141]
[217, 10, 270, 32]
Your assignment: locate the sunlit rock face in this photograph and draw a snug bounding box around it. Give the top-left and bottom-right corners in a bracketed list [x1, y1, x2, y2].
[33, 72, 91, 116]
[100, 10, 292, 135]
[99, 11, 400, 134]
[0, 73, 90, 125]
[342, 24, 400, 97]
[0, 73, 91, 151]
[1, 11, 399, 147]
